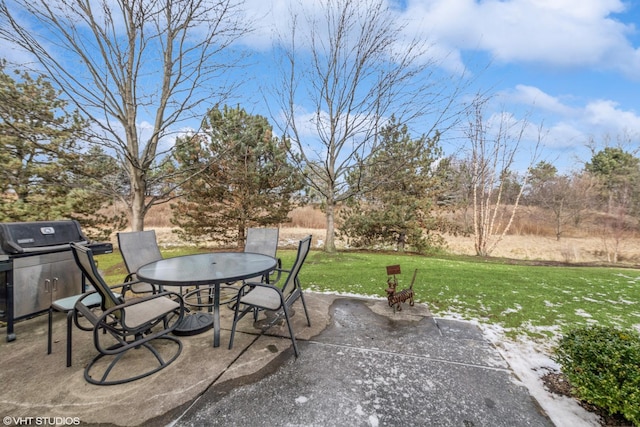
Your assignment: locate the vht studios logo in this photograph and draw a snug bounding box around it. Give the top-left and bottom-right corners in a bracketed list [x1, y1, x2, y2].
[3, 417, 81, 426]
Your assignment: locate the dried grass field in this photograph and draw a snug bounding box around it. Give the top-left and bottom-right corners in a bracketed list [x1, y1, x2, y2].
[134, 204, 640, 265]
[444, 234, 640, 264]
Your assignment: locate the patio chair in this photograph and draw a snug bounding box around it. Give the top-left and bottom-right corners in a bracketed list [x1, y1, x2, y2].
[243, 227, 282, 284]
[70, 242, 184, 385]
[188, 227, 283, 310]
[229, 227, 283, 316]
[117, 230, 163, 296]
[228, 235, 312, 357]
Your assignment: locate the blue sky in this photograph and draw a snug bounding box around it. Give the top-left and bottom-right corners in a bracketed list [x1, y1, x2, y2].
[4, 0, 639, 175]
[236, 0, 640, 174]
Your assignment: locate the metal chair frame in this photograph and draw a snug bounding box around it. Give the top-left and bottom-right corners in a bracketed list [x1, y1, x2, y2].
[70, 243, 184, 385]
[228, 235, 312, 357]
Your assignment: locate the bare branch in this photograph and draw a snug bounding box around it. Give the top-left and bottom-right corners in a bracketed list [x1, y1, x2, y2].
[0, 0, 251, 229]
[467, 97, 542, 256]
[271, 0, 469, 251]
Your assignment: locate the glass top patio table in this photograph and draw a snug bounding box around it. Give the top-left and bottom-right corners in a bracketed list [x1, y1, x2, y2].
[136, 252, 277, 347]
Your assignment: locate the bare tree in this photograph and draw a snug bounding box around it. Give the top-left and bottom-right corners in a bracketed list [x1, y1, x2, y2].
[273, 0, 466, 252]
[527, 164, 597, 241]
[598, 187, 636, 263]
[467, 98, 541, 256]
[0, 0, 250, 230]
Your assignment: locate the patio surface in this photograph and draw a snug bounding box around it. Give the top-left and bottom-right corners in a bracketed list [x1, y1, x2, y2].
[0, 293, 553, 426]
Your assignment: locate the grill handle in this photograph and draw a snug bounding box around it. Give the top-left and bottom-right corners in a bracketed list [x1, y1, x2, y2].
[44, 278, 51, 293]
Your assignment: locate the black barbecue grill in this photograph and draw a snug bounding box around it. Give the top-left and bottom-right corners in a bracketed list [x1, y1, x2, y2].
[0, 220, 113, 341]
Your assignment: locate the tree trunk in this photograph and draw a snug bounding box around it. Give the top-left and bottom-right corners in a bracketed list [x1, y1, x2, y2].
[130, 195, 145, 231]
[397, 232, 406, 252]
[238, 223, 246, 249]
[130, 166, 146, 231]
[324, 200, 336, 253]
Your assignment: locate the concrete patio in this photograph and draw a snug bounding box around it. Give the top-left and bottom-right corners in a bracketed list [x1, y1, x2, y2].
[0, 293, 553, 426]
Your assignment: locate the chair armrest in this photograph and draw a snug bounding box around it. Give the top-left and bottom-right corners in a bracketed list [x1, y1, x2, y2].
[266, 258, 284, 284]
[110, 290, 183, 309]
[109, 280, 140, 291]
[72, 289, 121, 331]
[110, 278, 155, 297]
[238, 281, 285, 298]
[91, 291, 185, 355]
[97, 291, 184, 326]
[242, 280, 278, 288]
[73, 283, 144, 310]
[75, 286, 126, 305]
[75, 289, 100, 305]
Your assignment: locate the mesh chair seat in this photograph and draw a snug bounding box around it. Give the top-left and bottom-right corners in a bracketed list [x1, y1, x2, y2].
[122, 297, 181, 329]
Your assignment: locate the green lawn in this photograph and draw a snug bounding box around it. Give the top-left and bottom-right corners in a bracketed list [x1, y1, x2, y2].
[97, 247, 640, 340]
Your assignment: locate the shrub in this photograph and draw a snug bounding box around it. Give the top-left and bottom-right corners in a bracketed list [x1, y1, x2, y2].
[554, 325, 640, 426]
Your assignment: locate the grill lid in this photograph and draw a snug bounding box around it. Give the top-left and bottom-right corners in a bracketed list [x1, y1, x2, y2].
[0, 220, 89, 254]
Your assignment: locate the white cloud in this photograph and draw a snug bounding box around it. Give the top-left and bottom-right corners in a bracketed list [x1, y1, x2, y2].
[584, 99, 640, 133]
[544, 122, 585, 149]
[403, 0, 639, 76]
[508, 85, 576, 116]
[241, 0, 640, 77]
[242, 0, 470, 72]
[499, 85, 640, 149]
[238, 1, 640, 157]
[239, 0, 290, 50]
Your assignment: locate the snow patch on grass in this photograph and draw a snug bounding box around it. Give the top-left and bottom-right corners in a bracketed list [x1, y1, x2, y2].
[477, 321, 601, 427]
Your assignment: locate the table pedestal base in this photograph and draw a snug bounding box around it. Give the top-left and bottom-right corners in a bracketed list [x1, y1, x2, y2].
[173, 312, 213, 336]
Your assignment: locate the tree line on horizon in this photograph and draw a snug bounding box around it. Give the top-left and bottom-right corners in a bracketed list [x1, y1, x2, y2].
[0, 0, 637, 260]
[1, 61, 638, 261]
